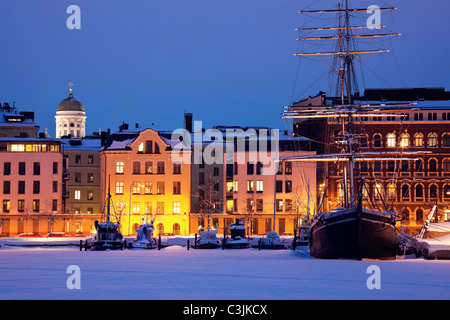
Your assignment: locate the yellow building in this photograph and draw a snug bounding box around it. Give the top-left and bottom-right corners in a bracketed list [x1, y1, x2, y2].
[99, 125, 191, 236]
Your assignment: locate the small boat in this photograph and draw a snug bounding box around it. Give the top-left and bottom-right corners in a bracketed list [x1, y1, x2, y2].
[296, 226, 310, 250]
[91, 176, 124, 251]
[223, 219, 250, 249]
[196, 227, 221, 249]
[128, 220, 157, 249]
[260, 231, 286, 250]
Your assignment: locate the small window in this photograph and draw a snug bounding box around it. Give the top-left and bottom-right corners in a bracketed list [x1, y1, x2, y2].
[387, 134, 396, 147]
[116, 161, 124, 174]
[157, 161, 165, 174]
[373, 134, 382, 147]
[428, 134, 437, 147]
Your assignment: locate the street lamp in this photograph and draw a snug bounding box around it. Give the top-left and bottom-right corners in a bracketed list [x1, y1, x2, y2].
[128, 182, 140, 236]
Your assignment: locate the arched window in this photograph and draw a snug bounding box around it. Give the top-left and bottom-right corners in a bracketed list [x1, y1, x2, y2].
[401, 184, 410, 199]
[443, 159, 450, 172]
[414, 133, 424, 147]
[443, 134, 450, 147]
[373, 134, 382, 147]
[415, 184, 424, 198]
[415, 159, 423, 172]
[444, 185, 450, 200]
[428, 133, 437, 147]
[173, 223, 180, 235]
[401, 160, 409, 173]
[430, 184, 438, 199]
[387, 184, 396, 199]
[157, 223, 164, 235]
[416, 209, 424, 223]
[387, 134, 396, 147]
[374, 183, 383, 199]
[400, 134, 409, 147]
[429, 159, 437, 172]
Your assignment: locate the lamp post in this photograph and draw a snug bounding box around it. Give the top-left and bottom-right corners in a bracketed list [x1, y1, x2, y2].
[128, 182, 140, 236]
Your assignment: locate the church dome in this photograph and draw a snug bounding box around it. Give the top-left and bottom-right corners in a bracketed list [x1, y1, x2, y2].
[57, 91, 84, 112]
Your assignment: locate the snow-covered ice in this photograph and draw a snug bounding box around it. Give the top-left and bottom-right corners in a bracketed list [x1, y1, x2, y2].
[0, 240, 449, 300]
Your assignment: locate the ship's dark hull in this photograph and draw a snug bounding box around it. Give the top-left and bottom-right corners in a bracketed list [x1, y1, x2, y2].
[309, 207, 396, 260]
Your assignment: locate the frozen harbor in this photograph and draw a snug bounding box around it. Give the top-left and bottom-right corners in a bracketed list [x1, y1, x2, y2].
[0, 239, 449, 300]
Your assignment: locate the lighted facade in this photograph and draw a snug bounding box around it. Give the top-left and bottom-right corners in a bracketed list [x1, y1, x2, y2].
[99, 127, 192, 236]
[0, 138, 67, 236]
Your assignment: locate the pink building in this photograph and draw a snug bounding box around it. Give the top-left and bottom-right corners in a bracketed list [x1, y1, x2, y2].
[0, 138, 67, 236]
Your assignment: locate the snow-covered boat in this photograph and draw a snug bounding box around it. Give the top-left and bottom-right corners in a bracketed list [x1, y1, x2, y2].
[91, 220, 124, 251]
[223, 219, 250, 249]
[91, 177, 124, 251]
[128, 221, 157, 249]
[196, 227, 221, 249]
[260, 231, 286, 250]
[294, 226, 310, 251]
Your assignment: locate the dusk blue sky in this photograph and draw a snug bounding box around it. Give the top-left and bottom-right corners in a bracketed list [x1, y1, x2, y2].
[0, 0, 449, 136]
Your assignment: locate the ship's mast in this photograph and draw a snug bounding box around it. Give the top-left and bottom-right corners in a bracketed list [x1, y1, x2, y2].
[289, 2, 399, 208]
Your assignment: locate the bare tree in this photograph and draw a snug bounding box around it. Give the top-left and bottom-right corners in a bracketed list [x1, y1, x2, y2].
[240, 192, 258, 235]
[192, 173, 222, 231]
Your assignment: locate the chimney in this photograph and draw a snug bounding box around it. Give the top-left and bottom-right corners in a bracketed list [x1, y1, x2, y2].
[119, 122, 129, 132]
[184, 112, 193, 133]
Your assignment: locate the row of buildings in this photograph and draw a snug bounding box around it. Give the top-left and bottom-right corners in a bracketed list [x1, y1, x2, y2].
[0, 87, 316, 237]
[2, 86, 450, 237]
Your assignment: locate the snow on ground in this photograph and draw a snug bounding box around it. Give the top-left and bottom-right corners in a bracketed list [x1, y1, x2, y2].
[0, 238, 449, 300]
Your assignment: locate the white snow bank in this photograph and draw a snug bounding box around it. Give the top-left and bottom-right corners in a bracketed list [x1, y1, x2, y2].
[0, 246, 449, 300]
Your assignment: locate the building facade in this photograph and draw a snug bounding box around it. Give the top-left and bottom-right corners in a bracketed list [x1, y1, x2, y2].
[0, 138, 67, 236]
[100, 126, 192, 236]
[294, 88, 450, 230]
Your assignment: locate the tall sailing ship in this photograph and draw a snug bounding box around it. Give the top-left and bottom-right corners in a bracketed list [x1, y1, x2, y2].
[281, 1, 429, 260]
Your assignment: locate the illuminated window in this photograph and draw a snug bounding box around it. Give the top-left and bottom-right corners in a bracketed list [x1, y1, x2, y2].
[115, 181, 124, 194]
[428, 134, 437, 147]
[233, 180, 238, 192]
[400, 134, 409, 147]
[115, 161, 124, 174]
[144, 182, 153, 195]
[156, 202, 164, 214]
[132, 182, 141, 194]
[387, 184, 396, 199]
[387, 134, 396, 147]
[138, 142, 144, 153]
[173, 202, 181, 214]
[74, 190, 81, 200]
[145, 161, 153, 174]
[374, 183, 383, 199]
[247, 180, 254, 192]
[414, 134, 423, 147]
[226, 200, 233, 213]
[132, 202, 140, 214]
[256, 180, 264, 192]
